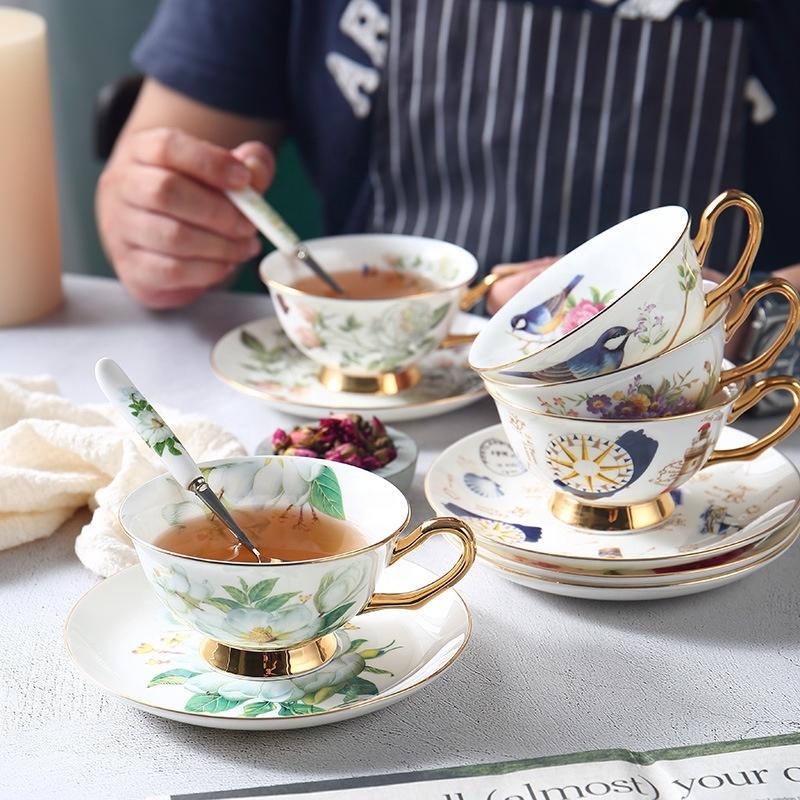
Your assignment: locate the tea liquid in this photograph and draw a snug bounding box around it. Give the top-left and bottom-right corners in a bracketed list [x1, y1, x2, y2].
[291, 266, 440, 299]
[152, 506, 369, 563]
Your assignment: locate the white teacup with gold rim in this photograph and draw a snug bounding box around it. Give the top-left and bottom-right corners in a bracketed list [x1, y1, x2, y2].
[485, 376, 800, 532]
[260, 233, 492, 395]
[470, 190, 763, 382]
[482, 277, 800, 419]
[119, 455, 475, 679]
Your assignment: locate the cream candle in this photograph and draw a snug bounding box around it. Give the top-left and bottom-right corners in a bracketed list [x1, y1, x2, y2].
[0, 8, 62, 327]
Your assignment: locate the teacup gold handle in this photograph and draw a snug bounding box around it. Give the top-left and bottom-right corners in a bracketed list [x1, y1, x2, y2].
[704, 376, 800, 468]
[442, 267, 530, 348]
[698, 190, 764, 316]
[720, 278, 800, 384]
[362, 517, 476, 612]
[438, 274, 499, 349]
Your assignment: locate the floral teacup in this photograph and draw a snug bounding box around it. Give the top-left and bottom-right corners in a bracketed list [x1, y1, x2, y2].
[261, 234, 489, 394]
[469, 190, 762, 381]
[120, 455, 475, 679]
[482, 277, 800, 419]
[485, 376, 800, 531]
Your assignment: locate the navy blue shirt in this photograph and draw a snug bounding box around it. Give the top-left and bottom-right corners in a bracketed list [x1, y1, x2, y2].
[133, 0, 800, 273]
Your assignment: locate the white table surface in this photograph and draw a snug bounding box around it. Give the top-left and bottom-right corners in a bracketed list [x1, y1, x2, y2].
[3, 274, 800, 800]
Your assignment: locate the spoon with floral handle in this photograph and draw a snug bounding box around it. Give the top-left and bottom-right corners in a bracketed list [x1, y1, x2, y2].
[226, 186, 345, 295]
[94, 357, 264, 563]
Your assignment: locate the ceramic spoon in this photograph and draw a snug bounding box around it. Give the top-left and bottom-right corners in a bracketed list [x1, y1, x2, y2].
[94, 357, 264, 563]
[226, 186, 345, 295]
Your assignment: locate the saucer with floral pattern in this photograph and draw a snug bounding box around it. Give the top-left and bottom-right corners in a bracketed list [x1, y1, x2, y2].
[211, 314, 486, 422]
[65, 562, 470, 730]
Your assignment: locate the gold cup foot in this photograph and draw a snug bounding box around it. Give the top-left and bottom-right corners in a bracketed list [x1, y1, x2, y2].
[317, 365, 422, 395]
[549, 492, 676, 532]
[198, 633, 340, 679]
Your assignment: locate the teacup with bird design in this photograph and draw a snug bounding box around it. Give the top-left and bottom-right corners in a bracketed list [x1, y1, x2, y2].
[485, 375, 800, 532]
[469, 190, 763, 382]
[481, 277, 800, 420]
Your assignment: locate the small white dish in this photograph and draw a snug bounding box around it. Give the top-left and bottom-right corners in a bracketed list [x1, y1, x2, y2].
[476, 521, 798, 601]
[210, 313, 486, 422]
[65, 561, 471, 730]
[424, 424, 800, 570]
[255, 425, 418, 493]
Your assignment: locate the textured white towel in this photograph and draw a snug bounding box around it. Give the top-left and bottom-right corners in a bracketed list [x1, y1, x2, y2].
[0, 374, 246, 576]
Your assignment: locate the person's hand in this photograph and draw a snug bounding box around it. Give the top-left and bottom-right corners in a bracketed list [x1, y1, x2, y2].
[485, 257, 560, 314]
[95, 128, 276, 309]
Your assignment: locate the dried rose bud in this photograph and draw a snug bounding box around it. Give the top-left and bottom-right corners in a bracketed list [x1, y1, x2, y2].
[272, 428, 290, 452]
[361, 455, 382, 471]
[289, 428, 317, 447]
[284, 446, 321, 459]
[372, 446, 397, 467]
[325, 442, 359, 460]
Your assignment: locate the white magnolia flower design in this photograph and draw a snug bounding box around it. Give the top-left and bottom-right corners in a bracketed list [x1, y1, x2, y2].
[207, 604, 322, 647]
[131, 404, 174, 449]
[150, 563, 214, 615]
[314, 562, 370, 614]
[295, 651, 366, 693]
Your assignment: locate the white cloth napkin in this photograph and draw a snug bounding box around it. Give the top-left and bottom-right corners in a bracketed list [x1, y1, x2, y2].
[0, 374, 246, 576]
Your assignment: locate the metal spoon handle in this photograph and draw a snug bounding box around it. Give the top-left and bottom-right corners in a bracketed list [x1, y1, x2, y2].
[94, 358, 263, 562]
[226, 186, 345, 295]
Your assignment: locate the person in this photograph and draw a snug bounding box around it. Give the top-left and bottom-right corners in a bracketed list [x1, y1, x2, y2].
[95, 0, 800, 313]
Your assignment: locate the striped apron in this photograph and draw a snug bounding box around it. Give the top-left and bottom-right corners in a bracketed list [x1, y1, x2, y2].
[366, 0, 749, 275]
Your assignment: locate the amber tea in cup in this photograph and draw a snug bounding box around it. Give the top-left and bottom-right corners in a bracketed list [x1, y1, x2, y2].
[152, 505, 369, 563]
[291, 265, 440, 299]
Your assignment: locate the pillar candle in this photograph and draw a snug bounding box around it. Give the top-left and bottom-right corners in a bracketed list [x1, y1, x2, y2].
[0, 7, 62, 327]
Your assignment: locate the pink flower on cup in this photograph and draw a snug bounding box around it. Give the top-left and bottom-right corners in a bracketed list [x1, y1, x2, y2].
[295, 326, 322, 348]
[561, 299, 605, 333]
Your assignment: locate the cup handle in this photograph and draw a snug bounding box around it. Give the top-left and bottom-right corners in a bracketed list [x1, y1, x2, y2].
[442, 265, 533, 348]
[361, 517, 476, 613]
[436, 275, 499, 348]
[697, 190, 764, 316]
[720, 278, 800, 384]
[704, 376, 800, 468]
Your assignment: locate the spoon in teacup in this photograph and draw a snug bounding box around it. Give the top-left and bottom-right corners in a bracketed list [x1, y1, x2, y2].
[95, 357, 265, 563]
[226, 186, 345, 296]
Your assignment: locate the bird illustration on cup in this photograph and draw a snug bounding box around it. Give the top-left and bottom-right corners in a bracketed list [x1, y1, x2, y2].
[510, 274, 584, 336]
[506, 326, 635, 382]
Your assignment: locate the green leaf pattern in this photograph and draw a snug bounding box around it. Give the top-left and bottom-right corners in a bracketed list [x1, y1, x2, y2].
[139, 628, 401, 719]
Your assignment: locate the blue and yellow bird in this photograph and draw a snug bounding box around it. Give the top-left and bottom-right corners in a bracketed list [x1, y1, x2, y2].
[510, 274, 584, 335]
[507, 325, 635, 382]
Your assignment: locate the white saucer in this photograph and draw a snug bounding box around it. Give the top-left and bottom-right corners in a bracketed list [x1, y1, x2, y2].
[477, 509, 800, 588]
[478, 519, 799, 600]
[424, 424, 800, 570]
[65, 562, 471, 730]
[210, 313, 486, 422]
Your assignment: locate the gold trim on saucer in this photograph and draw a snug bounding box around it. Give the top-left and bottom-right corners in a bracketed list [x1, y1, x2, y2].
[199, 634, 340, 679]
[477, 520, 799, 593]
[317, 365, 421, 394]
[548, 491, 676, 532]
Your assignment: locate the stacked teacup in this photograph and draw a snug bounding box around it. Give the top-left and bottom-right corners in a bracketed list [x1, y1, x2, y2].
[469, 190, 800, 543]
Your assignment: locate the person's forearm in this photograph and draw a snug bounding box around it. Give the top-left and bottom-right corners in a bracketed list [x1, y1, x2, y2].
[116, 77, 285, 154]
[773, 263, 800, 292]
